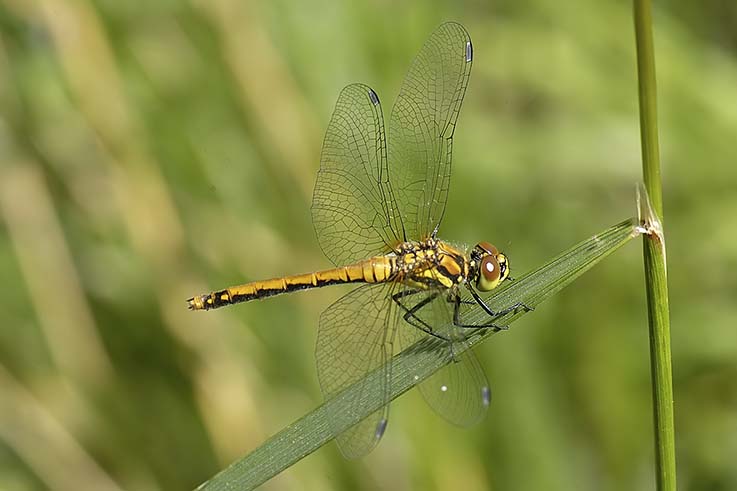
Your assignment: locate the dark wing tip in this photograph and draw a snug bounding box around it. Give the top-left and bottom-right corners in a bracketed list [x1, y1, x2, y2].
[367, 87, 380, 106]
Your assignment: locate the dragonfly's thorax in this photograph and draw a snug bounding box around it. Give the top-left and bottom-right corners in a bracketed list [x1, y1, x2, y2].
[392, 238, 469, 290]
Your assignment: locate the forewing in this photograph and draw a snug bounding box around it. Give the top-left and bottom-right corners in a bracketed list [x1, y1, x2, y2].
[398, 286, 490, 427]
[388, 22, 473, 240]
[316, 284, 399, 459]
[312, 84, 403, 266]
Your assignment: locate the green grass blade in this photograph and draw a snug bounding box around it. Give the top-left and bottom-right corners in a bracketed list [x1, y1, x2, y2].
[197, 217, 643, 491]
[633, 0, 677, 488]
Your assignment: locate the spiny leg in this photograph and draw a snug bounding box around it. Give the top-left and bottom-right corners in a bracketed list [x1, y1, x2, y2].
[465, 284, 533, 318]
[451, 292, 507, 332]
[391, 289, 451, 343]
[453, 286, 534, 332]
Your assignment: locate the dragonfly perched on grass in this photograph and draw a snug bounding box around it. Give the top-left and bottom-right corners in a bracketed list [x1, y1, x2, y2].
[188, 22, 529, 459]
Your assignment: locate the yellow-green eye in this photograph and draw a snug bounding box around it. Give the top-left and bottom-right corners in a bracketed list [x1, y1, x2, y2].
[477, 255, 502, 291]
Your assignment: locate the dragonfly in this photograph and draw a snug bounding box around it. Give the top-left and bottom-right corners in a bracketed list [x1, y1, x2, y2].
[188, 22, 529, 459]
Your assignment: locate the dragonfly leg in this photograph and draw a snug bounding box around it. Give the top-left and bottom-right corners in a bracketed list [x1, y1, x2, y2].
[450, 292, 508, 332]
[451, 287, 533, 332]
[392, 289, 451, 342]
[465, 284, 534, 318]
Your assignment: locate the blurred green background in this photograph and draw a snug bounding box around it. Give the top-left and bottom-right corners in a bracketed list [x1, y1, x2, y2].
[1, 0, 736, 489]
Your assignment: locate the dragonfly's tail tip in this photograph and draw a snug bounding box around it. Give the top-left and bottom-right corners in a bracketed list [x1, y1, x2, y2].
[187, 295, 207, 311]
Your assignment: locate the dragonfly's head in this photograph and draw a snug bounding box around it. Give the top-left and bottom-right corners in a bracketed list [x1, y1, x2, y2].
[471, 242, 510, 292]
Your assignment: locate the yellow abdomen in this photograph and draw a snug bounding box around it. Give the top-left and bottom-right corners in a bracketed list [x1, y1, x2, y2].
[188, 256, 395, 311]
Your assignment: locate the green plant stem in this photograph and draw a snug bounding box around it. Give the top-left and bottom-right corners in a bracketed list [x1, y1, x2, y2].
[633, 1, 676, 490]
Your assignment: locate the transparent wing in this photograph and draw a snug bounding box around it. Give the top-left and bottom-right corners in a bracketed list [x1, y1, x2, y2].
[311, 83, 403, 266]
[388, 22, 473, 241]
[398, 286, 490, 427]
[316, 283, 399, 459]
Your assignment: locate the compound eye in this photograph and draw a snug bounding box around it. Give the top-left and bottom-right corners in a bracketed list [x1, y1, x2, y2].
[477, 254, 502, 292]
[477, 241, 499, 255]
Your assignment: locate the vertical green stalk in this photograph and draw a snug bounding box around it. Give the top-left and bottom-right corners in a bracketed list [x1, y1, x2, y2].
[633, 1, 676, 490]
